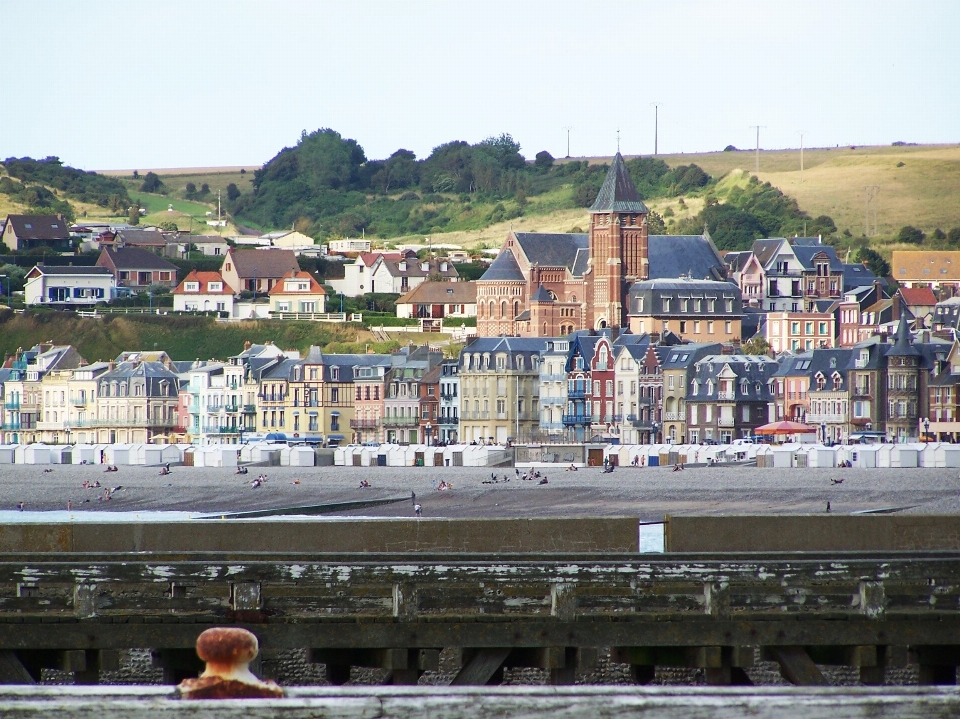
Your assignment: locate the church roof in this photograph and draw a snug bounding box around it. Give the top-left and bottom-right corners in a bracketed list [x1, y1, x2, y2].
[530, 285, 554, 302]
[513, 232, 589, 273]
[480, 250, 525, 281]
[589, 153, 649, 214]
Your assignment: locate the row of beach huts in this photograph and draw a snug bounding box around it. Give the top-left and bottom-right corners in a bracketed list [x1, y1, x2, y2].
[333, 444, 509, 467]
[592, 442, 960, 469]
[0, 443, 320, 467]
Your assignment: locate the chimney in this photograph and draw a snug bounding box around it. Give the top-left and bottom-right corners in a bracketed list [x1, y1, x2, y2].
[244, 341, 252, 351]
[108, 361, 116, 371]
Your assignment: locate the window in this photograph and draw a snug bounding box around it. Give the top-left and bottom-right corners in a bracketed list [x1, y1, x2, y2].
[805, 322, 814, 335]
[331, 387, 339, 402]
[593, 381, 600, 396]
[662, 297, 671, 312]
[184, 282, 199, 292]
[159, 272, 171, 282]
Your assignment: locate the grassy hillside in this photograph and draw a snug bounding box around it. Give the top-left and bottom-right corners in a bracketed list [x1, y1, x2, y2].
[0, 311, 402, 363]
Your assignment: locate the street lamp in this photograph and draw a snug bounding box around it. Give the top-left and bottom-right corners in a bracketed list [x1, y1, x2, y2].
[821, 422, 827, 445]
[651, 421, 659, 445]
[425, 423, 432, 446]
[922, 417, 930, 443]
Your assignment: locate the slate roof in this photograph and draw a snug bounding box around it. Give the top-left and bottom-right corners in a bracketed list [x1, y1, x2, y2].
[226, 248, 299, 279]
[375, 256, 459, 279]
[660, 343, 723, 370]
[514, 232, 589, 272]
[842, 262, 884, 290]
[751, 239, 784, 267]
[481, 250, 525, 281]
[589, 153, 649, 213]
[648, 234, 727, 280]
[887, 306, 921, 357]
[115, 229, 168, 246]
[98, 360, 181, 395]
[530, 285, 554, 302]
[792, 244, 843, 272]
[4, 214, 69, 240]
[629, 277, 738, 294]
[26, 265, 112, 277]
[100, 246, 178, 271]
[687, 354, 779, 402]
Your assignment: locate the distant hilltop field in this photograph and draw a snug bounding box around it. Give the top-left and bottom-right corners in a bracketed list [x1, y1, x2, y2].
[3, 141, 959, 259]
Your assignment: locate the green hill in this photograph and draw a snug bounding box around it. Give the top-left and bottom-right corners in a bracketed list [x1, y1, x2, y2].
[0, 310, 400, 363]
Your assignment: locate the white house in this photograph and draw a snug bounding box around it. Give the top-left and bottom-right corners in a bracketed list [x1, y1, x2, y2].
[172, 270, 236, 314]
[396, 281, 477, 319]
[328, 239, 371, 254]
[330, 249, 459, 297]
[24, 265, 115, 306]
[329, 251, 405, 297]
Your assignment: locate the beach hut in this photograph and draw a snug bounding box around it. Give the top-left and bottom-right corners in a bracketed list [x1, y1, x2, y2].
[105, 444, 135, 466]
[47, 445, 72, 464]
[71, 444, 96, 465]
[0, 445, 16, 464]
[805, 445, 836, 468]
[288, 446, 315, 467]
[890, 445, 918, 468]
[386, 445, 407, 467]
[852, 445, 880, 468]
[143, 444, 182, 466]
[942, 445, 960, 468]
[876, 444, 893, 468]
[918, 443, 941, 468]
[754, 444, 773, 468]
[21, 444, 51, 465]
[333, 447, 349, 466]
[770, 444, 796, 468]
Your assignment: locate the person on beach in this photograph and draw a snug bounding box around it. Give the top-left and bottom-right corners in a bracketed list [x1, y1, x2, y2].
[415, 503, 422, 517]
[16, 502, 24, 511]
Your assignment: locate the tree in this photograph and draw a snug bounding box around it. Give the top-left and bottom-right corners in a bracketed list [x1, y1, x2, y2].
[159, 221, 178, 231]
[140, 172, 164, 193]
[128, 204, 141, 226]
[199, 183, 210, 197]
[226, 183, 241, 202]
[854, 247, 890, 278]
[184, 182, 197, 199]
[741, 335, 771, 356]
[897, 225, 925, 244]
[931, 228, 946, 240]
[646, 210, 666, 235]
[948, 227, 960, 245]
[534, 151, 554, 171]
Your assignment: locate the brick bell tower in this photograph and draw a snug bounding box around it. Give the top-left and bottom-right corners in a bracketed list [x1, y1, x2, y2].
[586, 152, 649, 329]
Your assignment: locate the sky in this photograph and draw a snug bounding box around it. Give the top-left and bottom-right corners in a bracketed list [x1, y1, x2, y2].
[3, 0, 958, 171]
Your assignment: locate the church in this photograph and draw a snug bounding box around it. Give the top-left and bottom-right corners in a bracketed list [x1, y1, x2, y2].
[476, 153, 729, 337]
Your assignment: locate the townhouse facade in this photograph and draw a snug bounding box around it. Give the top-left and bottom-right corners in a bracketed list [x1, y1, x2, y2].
[685, 355, 779, 444]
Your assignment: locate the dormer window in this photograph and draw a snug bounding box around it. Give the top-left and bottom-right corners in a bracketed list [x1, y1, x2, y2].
[331, 367, 339, 381]
[706, 380, 714, 395]
[421, 262, 429, 271]
[208, 282, 222, 292]
[691, 380, 699, 395]
[440, 262, 448, 271]
[399, 261, 407, 271]
[185, 282, 199, 292]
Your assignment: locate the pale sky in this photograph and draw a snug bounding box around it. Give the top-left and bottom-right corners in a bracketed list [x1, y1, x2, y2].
[3, 0, 958, 170]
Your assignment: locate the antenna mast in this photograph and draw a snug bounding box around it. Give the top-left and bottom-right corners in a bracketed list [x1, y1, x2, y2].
[749, 125, 767, 174]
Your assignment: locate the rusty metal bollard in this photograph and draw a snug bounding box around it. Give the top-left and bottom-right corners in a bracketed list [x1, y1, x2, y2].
[178, 627, 284, 699]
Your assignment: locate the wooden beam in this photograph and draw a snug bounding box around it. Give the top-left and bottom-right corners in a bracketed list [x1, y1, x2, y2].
[0, 651, 34, 684]
[451, 648, 511, 686]
[769, 646, 829, 686]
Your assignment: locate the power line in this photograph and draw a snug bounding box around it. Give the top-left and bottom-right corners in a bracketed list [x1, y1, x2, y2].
[863, 185, 880, 236]
[749, 125, 767, 174]
[796, 131, 806, 183]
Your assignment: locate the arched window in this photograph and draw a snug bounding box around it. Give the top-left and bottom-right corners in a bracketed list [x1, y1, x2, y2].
[543, 322, 548, 334]
[489, 300, 495, 317]
[513, 301, 519, 318]
[500, 301, 507, 318]
[706, 380, 714, 395]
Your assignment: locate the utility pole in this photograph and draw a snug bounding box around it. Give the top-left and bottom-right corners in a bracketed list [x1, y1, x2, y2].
[563, 127, 574, 158]
[749, 125, 766, 174]
[650, 103, 660, 155]
[796, 131, 806, 182]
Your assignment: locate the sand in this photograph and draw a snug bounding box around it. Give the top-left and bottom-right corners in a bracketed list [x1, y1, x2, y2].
[1, 463, 959, 521]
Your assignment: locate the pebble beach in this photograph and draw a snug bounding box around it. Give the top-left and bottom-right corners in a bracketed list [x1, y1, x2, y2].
[1, 463, 958, 520]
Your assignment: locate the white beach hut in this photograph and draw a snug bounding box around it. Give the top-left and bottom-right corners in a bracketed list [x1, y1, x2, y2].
[876, 444, 894, 468]
[22, 444, 51, 465]
[47, 445, 71, 464]
[0, 445, 16, 464]
[771, 444, 797, 468]
[852, 445, 881, 468]
[71, 444, 97, 465]
[386, 445, 407, 467]
[890, 444, 919, 468]
[806, 445, 836, 468]
[942, 444, 960, 468]
[288, 446, 315, 467]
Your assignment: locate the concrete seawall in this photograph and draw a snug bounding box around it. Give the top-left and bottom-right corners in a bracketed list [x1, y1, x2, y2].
[0, 517, 640, 553]
[666, 514, 960, 552]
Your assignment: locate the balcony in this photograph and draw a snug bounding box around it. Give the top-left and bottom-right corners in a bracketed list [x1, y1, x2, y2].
[258, 394, 287, 403]
[806, 414, 846, 423]
[853, 387, 871, 397]
[440, 392, 458, 401]
[68, 418, 176, 428]
[438, 416, 459, 425]
[350, 418, 380, 429]
[567, 388, 587, 400]
[562, 414, 591, 426]
[718, 417, 735, 427]
[224, 403, 240, 413]
[382, 416, 419, 428]
[717, 391, 735, 400]
[70, 396, 88, 407]
[1, 422, 21, 431]
[243, 404, 257, 414]
[2, 401, 19, 410]
[663, 412, 682, 421]
[201, 425, 240, 434]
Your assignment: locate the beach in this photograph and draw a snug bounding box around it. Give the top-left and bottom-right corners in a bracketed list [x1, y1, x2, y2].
[1, 463, 958, 520]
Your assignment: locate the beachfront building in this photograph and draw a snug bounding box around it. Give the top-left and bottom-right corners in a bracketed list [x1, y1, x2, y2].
[382, 346, 443, 445]
[613, 339, 665, 445]
[804, 349, 856, 444]
[927, 340, 960, 442]
[459, 337, 546, 445]
[90, 356, 182, 444]
[0, 344, 84, 444]
[419, 364, 442, 446]
[765, 310, 836, 353]
[659, 342, 722, 445]
[437, 358, 460, 444]
[351, 358, 390, 445]
[253, 354, 301, 439]
[685, 355, 778, 444]
[538, 337, 571, 441]
[182, 361, 233, 445]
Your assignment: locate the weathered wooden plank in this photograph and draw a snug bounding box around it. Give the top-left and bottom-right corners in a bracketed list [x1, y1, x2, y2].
[0, 652, 34, 684]
[451, 647, 511, 685]
[768, 646, 829, 686]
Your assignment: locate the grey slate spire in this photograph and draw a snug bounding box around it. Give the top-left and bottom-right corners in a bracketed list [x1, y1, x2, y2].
[888, 299, 920, 357]
[589, 152, 649, 214]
